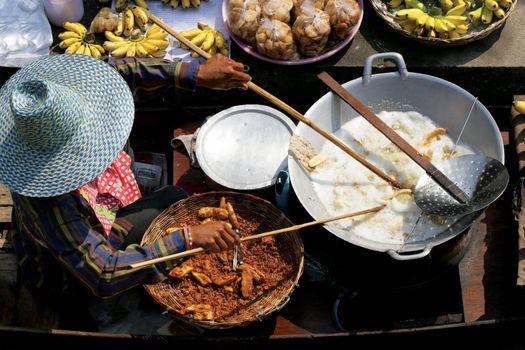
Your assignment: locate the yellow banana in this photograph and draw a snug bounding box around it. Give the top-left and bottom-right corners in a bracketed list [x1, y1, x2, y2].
[115, 13, 124, 36]
[111, 42, 133, 58]
[59, 37, 81, 49]
[144, 39, 169, 49]
[388, 0, 404, 6]
[123, 8, 135, 36]
[75, 44, 87, 55]
[214, 30, 225, 49]
[91, 44, 105, 55]
[139, 40, 160, 54]
[63, 22, 87, 36]
[416, 13, 428, 27]
[64, 41, 82, 54]
[170, 0, 180, 8]
[438, 0, 453, 11]
[161, 0, 170, 3]
[481, 5, 493, 24]
[440, 18, 456, 31]
[181, 0, 191, 8]
[190, 0, 201, 6]
[58, 31, 82, 40]
[105, 31, 125, 42]
[146, 31, 168, 40]
[446, 4, 467, 15]
[148, 23, 162, 36]
[433, 18, 448, 33]
[116, 0, 128, 12]
[407, 10, 426, 21]
[494, 8, 505, 18]
[103, 40, 130, 51]
[468, 7, 482, 22]
[497, 0, 512, 8]
[135, 0, 149, 9]
[190, 30, 208, 46]
[89, 44, 102, 58]
[413, 25, 425, 36]
[180, 28, 203, 40]
[428, 29, 436, 37]
[219, 47, 229, 56]
[149, 49, 167, 58]
[455, 24, 469, 33]
[424, 16, 435, 31]
[126, 43, 136, 57]
[200, 31, 215, 51]
[485, 0, 499, 11]
[443, 15, 469, 25]
[396, 8, 424, 19]
[130, 5, 149, 31]
[514, 101, 525, 114]
[191, 51, 200, 58]
[135, 42, 149, 57]
[448, 30, 461, 38]
[404, 0, 427, 11]
[207, 44, 217, 56]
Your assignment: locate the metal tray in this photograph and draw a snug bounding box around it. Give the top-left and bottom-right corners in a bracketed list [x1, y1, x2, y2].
[195, 104, 295, 190]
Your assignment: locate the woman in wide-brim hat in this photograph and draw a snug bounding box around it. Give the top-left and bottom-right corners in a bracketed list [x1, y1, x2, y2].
[0, 53, 249, 308]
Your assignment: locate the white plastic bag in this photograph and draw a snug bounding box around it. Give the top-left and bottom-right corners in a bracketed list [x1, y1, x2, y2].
[0, 0, 53, 67]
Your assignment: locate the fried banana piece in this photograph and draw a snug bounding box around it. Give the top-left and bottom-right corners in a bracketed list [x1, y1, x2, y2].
[219, 196, 227, 209]
[238, 263, 265, 283]
[191, 271, 213, 286]
[216, 250, 229, 263]
[168, 264, 194, 280]
[212, 274, 237, 286]
[240, 269, 254, 298]
[422, 127, 447, 146]
[198, 206, 229, 220]
[185, 304, 214, 321]
[226, 201, 240, 228]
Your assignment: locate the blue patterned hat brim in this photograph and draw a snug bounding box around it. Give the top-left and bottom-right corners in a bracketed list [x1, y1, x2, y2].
[0, 54, 134, 197]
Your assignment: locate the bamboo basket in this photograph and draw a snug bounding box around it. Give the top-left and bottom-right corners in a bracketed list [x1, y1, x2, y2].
[141, 191, 304, 329]
[369, 0, 517, 46]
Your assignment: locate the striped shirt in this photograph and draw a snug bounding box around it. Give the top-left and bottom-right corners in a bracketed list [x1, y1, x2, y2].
[10, 58, 196, 298]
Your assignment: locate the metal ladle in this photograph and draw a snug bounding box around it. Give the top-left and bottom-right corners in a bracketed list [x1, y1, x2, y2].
[318, 72, 509, 217]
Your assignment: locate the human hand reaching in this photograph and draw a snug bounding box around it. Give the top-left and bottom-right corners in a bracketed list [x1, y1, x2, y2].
[189, 221, 241, 252]
[196, 54, 252, 90]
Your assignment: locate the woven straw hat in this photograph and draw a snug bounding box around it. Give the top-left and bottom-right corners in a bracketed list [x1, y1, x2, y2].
[0, 54, 134, 197]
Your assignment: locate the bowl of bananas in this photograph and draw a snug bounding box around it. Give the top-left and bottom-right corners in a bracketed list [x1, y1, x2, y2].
[369, 0, 517, 45]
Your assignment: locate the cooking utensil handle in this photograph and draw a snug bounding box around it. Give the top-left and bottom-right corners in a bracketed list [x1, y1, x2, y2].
[387, 246, 432, 261]
[127, 205, 385, 270]
[148, 14, 402, 190]
[318, 72, 469, 204]
[362, 52, 408, 86]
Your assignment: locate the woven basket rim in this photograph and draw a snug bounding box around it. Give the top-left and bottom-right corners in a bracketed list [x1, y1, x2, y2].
[369, 0, 517, 46]
[141, 191, 305, 329]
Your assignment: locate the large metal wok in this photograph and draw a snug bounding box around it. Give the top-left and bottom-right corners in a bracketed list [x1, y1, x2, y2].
[288, 52, 505, 260]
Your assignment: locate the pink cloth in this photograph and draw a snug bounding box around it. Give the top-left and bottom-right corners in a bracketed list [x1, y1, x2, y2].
[77, 151, 141, 236]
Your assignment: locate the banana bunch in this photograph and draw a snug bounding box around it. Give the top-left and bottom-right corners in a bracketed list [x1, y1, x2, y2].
[389, 0, 514, 39]
[468, 0, 513, 25]
[179, 23, 228, 58]
[58, 22, 105, 58]
[514, 100, 525, 115]
[103, 24, 169, 58]
[160, 0, 206, 10]
[114, 0, 150, 34]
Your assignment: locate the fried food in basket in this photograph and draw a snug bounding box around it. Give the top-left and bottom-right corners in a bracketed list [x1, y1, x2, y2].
[166, 198, 295, 321]
[198, 206, 229, 220]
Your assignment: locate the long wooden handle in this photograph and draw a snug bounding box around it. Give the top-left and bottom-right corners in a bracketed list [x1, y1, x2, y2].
[127, 205, 385, 270]
[318, 71, 469, 204]
[148, 15, 401, 189]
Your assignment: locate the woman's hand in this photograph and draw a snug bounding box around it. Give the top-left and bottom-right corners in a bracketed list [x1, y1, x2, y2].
[189, 221, 241, 252]
[196, 54, 252, 90]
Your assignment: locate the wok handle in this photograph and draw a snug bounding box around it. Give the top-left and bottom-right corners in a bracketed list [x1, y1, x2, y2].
[362, 52, 408, 86]
[387, 246, 432, 261]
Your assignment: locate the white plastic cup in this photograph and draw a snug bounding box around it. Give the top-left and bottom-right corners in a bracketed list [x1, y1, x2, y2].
[43, 0, 84, 27]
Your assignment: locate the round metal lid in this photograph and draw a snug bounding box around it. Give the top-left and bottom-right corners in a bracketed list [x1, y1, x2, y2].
[195, 104, 295, 190]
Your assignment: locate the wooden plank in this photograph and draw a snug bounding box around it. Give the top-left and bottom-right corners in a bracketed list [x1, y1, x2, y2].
[0, 206, 13, 224]
[0, 252, 18, 286]
[0, 184, 12, 205]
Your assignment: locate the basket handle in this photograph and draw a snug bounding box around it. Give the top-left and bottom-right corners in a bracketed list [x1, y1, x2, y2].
[362, 52, 408, 86]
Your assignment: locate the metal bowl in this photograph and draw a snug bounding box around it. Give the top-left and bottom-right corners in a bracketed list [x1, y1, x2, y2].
[196, 104, 295, 190]
[288, 52, 505, 260]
